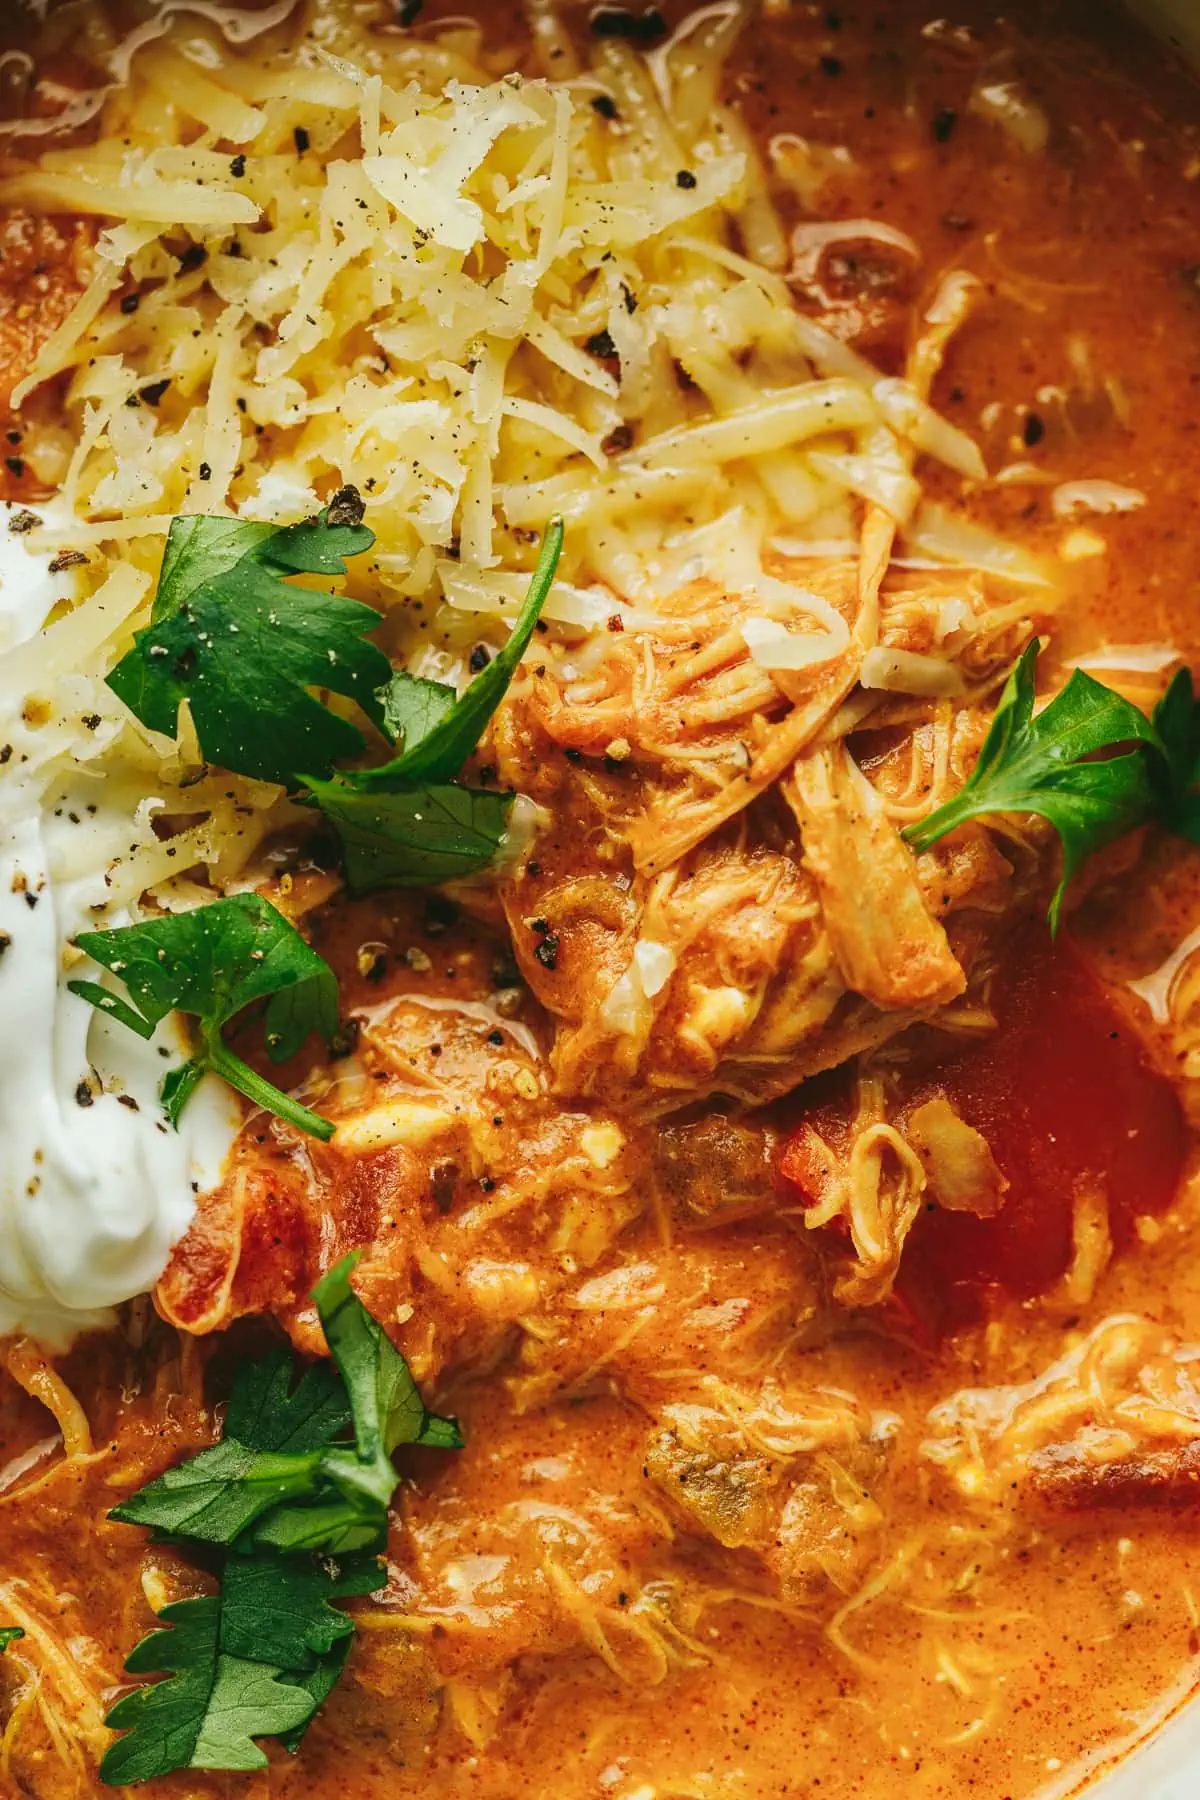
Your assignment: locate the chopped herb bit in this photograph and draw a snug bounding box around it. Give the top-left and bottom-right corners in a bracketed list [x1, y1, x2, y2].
[308, 521, 563, 890]
[591, 93, 619, 119]
[293, 125, 310, 152]
[0, 1628, 23, 1653]
[903, 642, 1198, 929]
[932, 106, 957, 142]
[586, 328, 617, 358]
[119, 292, 140, 314]
[675, 169, 697, 189]
[68, 893, 338, 1139]
[101, 1264, 458, 1783]
[106, 509, 388, 787]
[304, 779, 514, 896]
[229, 154, 247, 177]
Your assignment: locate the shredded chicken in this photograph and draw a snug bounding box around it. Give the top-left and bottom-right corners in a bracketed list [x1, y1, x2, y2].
[922, 1315, 1200, 1511]
[786, 746, 965, 1011]
[906, 1095, 1008, 1215]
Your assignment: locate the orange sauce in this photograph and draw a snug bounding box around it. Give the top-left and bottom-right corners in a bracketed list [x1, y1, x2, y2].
[5, 6, 1200, 1800]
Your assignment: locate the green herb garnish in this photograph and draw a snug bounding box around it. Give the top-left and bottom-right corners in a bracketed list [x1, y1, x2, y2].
[106, 502, 390, 787]
[307, 515, 563, 893]
[0, 1628, 23, 1653]
[1149, 665, 1200, 841]
[302, 779, 515, 895]
[101, 1256, 459, 1785]
[69, 893, 338, 1140]
[903, 643, 1200, 928]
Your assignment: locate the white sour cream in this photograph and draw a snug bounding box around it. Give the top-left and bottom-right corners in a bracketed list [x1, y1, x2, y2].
[0, 507, 240, 1347]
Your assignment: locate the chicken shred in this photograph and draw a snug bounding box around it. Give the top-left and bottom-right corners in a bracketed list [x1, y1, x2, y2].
[786, 746, 966, 1011]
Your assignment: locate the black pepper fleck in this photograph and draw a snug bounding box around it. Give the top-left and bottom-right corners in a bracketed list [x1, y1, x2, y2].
[326, 483, 365, 527]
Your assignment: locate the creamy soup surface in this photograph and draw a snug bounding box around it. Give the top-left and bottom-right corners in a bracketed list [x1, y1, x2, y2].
[1, 4, 1200, 1799]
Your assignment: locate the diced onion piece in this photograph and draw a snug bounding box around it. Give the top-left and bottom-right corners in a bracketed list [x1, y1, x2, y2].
[969, 81, 1050, 155]
[741, 609, 850, 671]
[907, 1097, 1008, 1217]
[860, 647, 966, 697]
[599, 939, 677, 1036]
[1051, 480, 1147, 519]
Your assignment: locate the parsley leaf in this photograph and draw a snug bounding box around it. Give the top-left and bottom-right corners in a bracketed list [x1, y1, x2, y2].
[903, 642, 1162, 930]
[1151, 666, 1200, 841]
[378, 670, 457, 751]
[69, 892, 337, 1141]
[361, 515, 564, 785]
[0, 1628, 23, 1653]
[219, 1550, 385, 1666]
[102, 1267, 459, 1783]
[223, 1347, 352, 1452]
[110, 1439, 327, 1546]
[106, 506, 390, 787]
[303, 777, 514, 895]
[307, 517, 563, 892]
[109, 1258, 459, 1550]
[314, 1256, 464, 1507]
[100, 1595, 316, 1783]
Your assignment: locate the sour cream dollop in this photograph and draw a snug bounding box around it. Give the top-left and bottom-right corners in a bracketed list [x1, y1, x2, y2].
[0, 508, 240, 1347]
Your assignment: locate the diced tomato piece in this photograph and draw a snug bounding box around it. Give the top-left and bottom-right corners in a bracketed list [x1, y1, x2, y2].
[778, 920, 1186, 1328]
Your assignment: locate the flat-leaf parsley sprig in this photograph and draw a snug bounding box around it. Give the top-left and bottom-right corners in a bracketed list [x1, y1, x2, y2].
[100, 1256, 460, 1785]
[70, 893, 338, 1141]
[904, 643, 1200, 927]
[107, 492, 390, 788]
[306, 514, 565, 893]
[83, 508, 564, 1133]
